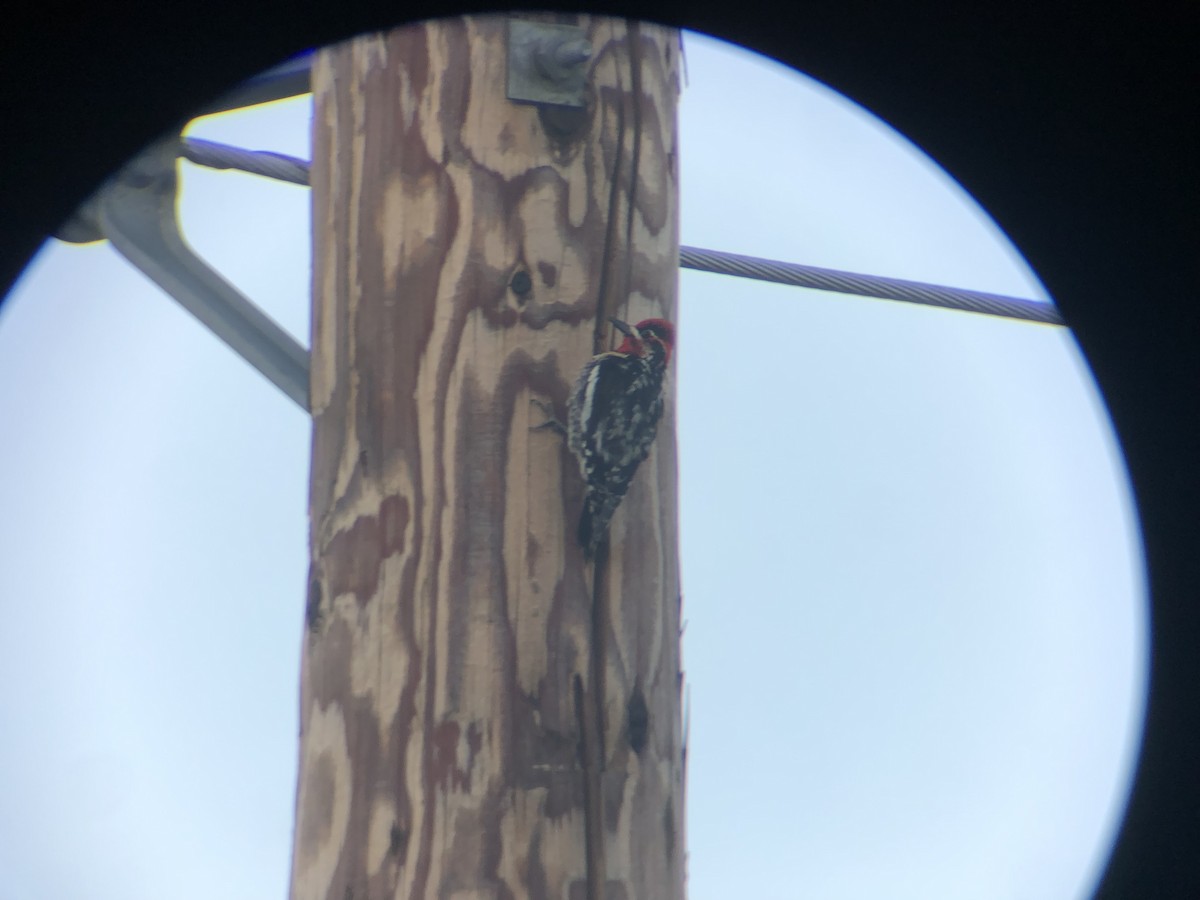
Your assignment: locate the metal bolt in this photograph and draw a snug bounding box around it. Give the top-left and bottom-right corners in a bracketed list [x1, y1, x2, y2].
[533, 36, 592, 84]
[551, 38, 592, 70]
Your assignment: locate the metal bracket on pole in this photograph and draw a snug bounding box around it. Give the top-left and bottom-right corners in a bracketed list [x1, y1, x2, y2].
[60, 137, 311, 410]
[506, 20, 592, 107]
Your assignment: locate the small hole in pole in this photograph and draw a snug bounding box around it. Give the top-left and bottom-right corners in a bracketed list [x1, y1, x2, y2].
[510, 270, 533, 298]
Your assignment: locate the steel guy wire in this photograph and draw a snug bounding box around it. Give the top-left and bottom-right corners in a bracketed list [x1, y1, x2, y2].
[178, 137, 1063, 326]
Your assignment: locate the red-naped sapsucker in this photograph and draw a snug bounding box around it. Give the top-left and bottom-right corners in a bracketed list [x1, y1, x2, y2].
[567, 316, 676, 557]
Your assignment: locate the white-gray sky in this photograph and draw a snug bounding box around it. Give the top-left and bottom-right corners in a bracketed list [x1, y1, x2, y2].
[0, 28, 1146, 900]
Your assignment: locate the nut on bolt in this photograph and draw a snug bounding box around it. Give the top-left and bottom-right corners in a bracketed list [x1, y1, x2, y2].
[534, 36, 592, 83]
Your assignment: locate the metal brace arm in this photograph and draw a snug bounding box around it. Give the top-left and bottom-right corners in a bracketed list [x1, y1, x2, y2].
[78, 137, 310, 410]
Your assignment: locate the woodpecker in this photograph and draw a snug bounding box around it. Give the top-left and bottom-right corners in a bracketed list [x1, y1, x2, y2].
[566, 316, 676, 558]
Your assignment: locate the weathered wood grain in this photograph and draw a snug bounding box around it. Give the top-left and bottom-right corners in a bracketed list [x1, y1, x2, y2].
[291, 16, 683, 900]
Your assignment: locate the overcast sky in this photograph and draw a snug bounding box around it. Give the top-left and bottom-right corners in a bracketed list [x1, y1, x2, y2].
[0, 27, 1146, 900]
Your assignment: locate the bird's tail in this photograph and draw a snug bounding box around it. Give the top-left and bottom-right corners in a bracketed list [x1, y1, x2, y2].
[578, 489, 622, 559]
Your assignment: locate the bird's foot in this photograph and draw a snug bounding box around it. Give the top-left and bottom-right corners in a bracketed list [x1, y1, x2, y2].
[530, 398, 567, 436]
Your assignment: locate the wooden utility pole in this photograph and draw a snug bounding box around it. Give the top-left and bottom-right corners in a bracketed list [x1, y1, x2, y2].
[290, 14, 684, 900]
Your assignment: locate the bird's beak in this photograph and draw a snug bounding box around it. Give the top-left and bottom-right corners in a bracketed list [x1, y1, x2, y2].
[608, 317, 634, 336]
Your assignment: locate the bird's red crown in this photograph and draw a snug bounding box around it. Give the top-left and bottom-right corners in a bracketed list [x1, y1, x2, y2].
[615, 317, 675, 364]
